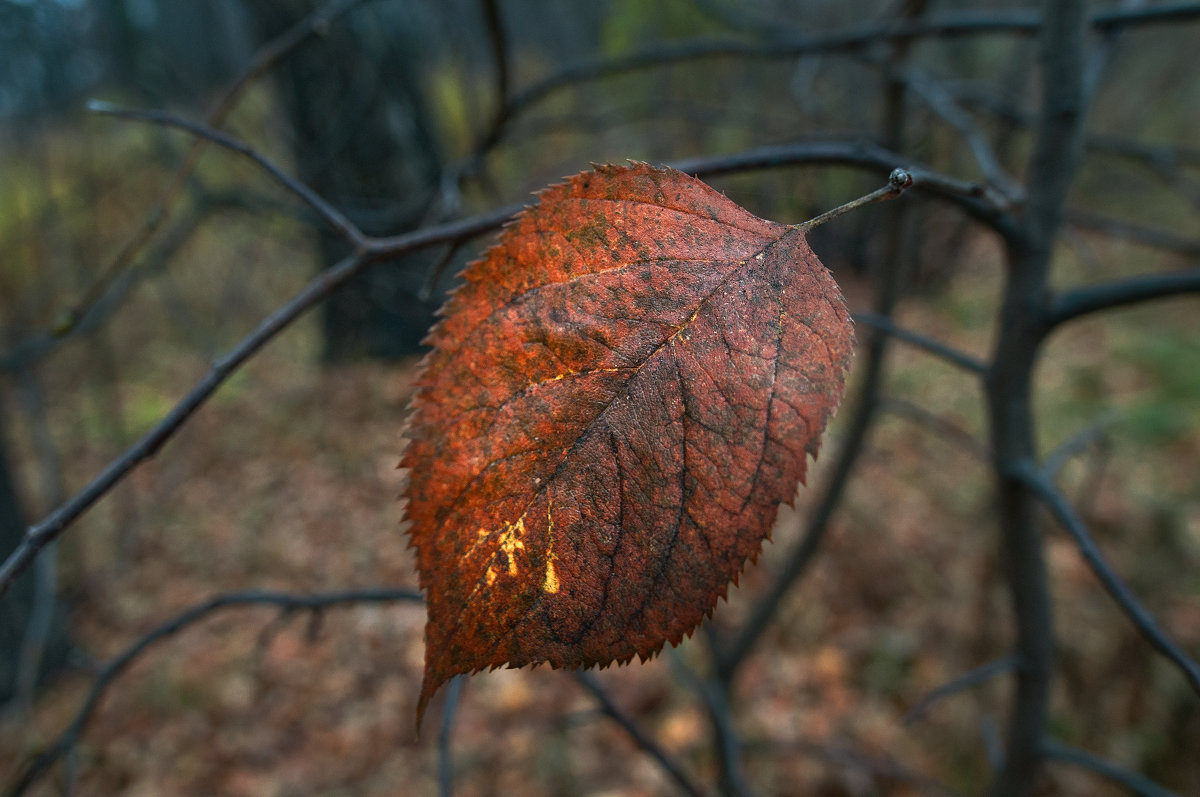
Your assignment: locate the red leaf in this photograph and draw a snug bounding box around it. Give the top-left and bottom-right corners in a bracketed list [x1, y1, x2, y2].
[402, 163, 854, 724]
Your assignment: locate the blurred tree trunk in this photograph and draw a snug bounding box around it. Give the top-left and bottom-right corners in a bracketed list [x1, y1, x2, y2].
[245, 0, 445, 361]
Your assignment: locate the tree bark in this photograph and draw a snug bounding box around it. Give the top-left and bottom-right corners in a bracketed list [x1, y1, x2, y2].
[245, 0, 445, 361]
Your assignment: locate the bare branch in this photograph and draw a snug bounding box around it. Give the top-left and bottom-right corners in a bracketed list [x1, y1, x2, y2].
[86, 103, 366, 248]
[853, 312, 988, 374]
[1047, 268, 1200, 329]
[903, 656, 1018, 725]
[418, 240, 468, 302]
[674, 139, 1016, 231]
[1041, 413, 1117, 480]
[0, 197, 235, 375]
[1085, 135, 1200, 208]
[7, 588, 422, 797]
[698, 677, 757, 797]
[573, 672, 707, 797]
[437, 676, 465, 797]
[1088, 132, 1200, 169]
[1066, 209, 1200, 258]
[206, 0, 370, 128]
[901, 67, 1024, 203]
[956, 87, 1200, 164]
[10, 371, 67, 714]
[951, 87, 1200, 209]
[1042, 739, 1179, 797]
[505, 15, 1036, 113]
[1092, 1, 1200, 30]
[1013, 460, 1200, 696]
[879, 396, 991, 461]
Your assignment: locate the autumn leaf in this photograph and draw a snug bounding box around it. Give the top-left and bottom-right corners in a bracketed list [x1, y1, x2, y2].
[402, 163, 854, 725]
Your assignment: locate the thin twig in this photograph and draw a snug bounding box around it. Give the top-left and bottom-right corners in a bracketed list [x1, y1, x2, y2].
[437, 676, 465, 797]
[86, 103, 366, 248]
[1042, 413, 1117, 480]
[418, 240, 467, 302]
[879, 396, 991, 461]
[1042, 739, 1179, 797]
[762, 736, 968, 797]
[800, 169, 913, 230]
[1013, 460, 1200, 696]
[1046, 268, 1200, 329]
[7, 588, 423, 797]
[699, 679, 756, 797]
[853, 312, 988, 374]
[675, 644, 757, 797]
[1092, 1, 1200, 30]
[573, 672, 707, 797]
[674, 139, 1013, 227]
[903, 656, 1018, 725]
[900, 66, 1024, 203]
[959, 87, 1200, 168]
[1066, 209, 1200, 258]
[951, 87, 1200, 210]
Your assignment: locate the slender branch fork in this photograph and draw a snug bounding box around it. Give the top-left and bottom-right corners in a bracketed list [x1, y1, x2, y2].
[84, 103, 366, 247]
[574, 672, 708, 797]
[1014, 460, 1200, 695]
[1041, 740, 1180, 797]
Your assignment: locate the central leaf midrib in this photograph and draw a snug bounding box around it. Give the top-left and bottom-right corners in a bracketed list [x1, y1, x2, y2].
[450, 226, 802, 663]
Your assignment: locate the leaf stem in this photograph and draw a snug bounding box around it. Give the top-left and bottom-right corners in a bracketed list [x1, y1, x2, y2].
[799, 168, 913, 230]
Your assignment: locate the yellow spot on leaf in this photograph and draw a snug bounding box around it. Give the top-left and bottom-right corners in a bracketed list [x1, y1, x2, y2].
[543, 557, 560, 593]
[485, 516, 526, 586]
[542, 498, 559, 593]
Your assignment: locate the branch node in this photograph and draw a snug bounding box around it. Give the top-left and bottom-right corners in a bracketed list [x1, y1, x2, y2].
[889, 167, 914, 190]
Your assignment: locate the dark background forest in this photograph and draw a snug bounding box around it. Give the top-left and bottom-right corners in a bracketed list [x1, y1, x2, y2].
[0, 0, 1197, 795]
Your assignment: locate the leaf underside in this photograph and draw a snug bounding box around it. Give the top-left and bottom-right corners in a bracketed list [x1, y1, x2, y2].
[402, 163, 854, 725]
